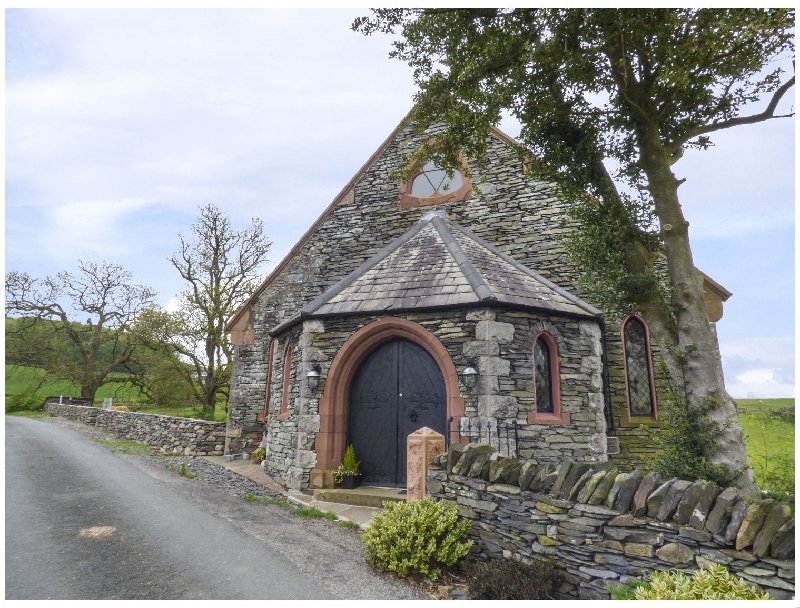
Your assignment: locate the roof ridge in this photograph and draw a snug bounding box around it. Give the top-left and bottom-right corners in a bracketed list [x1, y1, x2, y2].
[445, 219, 602, 317]
[430, 215, 495, 302]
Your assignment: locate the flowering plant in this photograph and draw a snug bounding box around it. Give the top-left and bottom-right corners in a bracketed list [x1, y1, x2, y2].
[332, 444, 361, 484]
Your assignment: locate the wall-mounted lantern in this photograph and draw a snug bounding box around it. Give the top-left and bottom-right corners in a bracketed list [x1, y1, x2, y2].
[306, 364, 321, 394]
[460, 365, 478, 390]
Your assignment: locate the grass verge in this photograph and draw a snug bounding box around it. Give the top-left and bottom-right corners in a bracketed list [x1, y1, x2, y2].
[5, 410, 53, 420]
[90, 436, 153, 455]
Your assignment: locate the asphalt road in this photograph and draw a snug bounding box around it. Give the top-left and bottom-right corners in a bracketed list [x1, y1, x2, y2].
[5, 416, 427, 600]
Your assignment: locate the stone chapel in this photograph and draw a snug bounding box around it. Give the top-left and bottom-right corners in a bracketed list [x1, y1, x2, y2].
[224, 116, 731, 491]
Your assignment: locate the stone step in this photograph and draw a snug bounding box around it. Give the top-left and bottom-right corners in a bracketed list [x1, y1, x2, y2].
[313, 486, 407, 508]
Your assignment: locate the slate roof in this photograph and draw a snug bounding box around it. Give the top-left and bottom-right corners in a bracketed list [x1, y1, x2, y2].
[272, 211, 600, 333]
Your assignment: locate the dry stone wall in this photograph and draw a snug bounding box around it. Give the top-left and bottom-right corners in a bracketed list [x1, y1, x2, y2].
[428, 443, 795, 600]
[44, 403, 226, 456]
[43, 403, 99, 425]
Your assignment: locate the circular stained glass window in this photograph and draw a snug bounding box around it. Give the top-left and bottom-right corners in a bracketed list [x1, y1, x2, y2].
[410, 161, 463, 197]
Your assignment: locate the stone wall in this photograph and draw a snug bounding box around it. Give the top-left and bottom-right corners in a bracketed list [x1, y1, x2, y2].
[44, 403, 227, 456]
[261, 307, 606, 490]
[428, 443, 795, 599]
[43, 403, 99, 425]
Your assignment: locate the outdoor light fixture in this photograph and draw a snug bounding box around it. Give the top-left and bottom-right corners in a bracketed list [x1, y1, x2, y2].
[306, 364, 321, 394]
[461, 366, 478, 389]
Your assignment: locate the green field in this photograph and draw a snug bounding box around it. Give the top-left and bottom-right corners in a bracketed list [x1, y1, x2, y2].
[735, 398, 794, 496]
[5, 365, 227, 422]
[5, 365, 144, 403]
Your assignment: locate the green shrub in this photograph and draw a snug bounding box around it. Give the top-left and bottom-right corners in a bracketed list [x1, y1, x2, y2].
[361, 497, 472, 580]
[466, 557, 561, 600]
[5, 391, 43, 413]
[251, 447, 266, 464]
[610, 579, 651, 600]
[634, 564, 770, 600]
[648, 348, 739, 487]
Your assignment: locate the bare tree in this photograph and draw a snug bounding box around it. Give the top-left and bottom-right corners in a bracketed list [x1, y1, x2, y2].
[158, 204, 272, 419]
[5, 261, 157, 403]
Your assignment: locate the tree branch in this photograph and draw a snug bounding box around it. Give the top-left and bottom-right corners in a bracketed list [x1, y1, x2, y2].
[670, 76, 795, 152]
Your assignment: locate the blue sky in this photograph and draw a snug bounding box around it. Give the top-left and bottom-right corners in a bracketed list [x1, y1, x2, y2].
[4, 9, 795, 398]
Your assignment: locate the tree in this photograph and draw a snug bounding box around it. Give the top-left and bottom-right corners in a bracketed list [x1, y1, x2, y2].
[354, 8, 794, 495]
[5, 261, 157, 402]
[145, 204, 272, 419]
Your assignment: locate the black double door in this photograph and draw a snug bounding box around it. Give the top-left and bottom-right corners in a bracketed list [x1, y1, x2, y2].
[348, 339, 446, 486]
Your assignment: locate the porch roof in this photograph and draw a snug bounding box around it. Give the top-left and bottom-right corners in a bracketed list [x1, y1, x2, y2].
[273, 211, 599, 332]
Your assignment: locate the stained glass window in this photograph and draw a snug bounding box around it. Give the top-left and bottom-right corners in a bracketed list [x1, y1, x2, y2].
[410, 161, 463, 197]
[534, 337, 553, 413]
[623, 317, 655, 416]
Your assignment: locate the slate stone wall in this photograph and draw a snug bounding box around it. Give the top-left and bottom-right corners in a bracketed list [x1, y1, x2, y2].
[44, 403, 227, 456]
[429, 443, 795, 600]
[227, 121, 680, 463]
[261, 307, 606, 490]
[43, 403, 98, 425]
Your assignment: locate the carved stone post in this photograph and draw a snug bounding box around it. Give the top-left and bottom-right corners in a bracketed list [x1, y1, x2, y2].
[407, 427, 446, 501]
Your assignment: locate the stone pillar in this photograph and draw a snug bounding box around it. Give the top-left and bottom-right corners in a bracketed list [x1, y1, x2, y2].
[407, 427, 446, 501]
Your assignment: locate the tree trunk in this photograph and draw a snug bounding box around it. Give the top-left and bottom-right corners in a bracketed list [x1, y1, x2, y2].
[640, 137, 758, 498]
[80, 385, 98, 404]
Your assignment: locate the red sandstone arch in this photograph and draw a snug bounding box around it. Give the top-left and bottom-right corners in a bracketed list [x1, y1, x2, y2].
[313, 317, 465, 481]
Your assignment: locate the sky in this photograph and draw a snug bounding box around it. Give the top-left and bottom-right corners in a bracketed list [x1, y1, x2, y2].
[4, 9, 795, 399]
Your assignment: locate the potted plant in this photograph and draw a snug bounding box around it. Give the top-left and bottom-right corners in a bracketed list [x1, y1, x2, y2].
[332, 444, 361, 489]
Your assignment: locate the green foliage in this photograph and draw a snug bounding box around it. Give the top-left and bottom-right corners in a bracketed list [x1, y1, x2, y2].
[5, 261, 157, 402]
[4, 391, 43, 413]
[361, 497, 473, 580]
[564, 195, 663, 320]
[634, 564, 769, 600]
[354, 9, 792, 493]
[466, 557, 561, 600]
[338, 519, 362, 531]
[251, 447, 266, 464]
[610, 579, 651, 600]
[650, 394, 734, 487]
[739, 406, 795, 499]
[90, 437, 153, 455]
[737, 398, 796, 488]
[332, 443, 361, 484]
[5, 363, 146, 407]
[294, 506, 338, 521]
[6, 409, 53, 419]
[167, 462, 198, 479]
[649, 348, 738, 487]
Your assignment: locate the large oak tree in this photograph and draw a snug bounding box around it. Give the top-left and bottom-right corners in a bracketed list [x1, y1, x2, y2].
[5, 261, 157, 403]
[355, 8, 794, 495]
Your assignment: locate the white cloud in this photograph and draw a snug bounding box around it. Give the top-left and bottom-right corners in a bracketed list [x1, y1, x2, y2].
[720, 336, 795, 398]
[726, 369, 795, 399]
[162, 297, 182, 313]
[44, 198, 154, 258]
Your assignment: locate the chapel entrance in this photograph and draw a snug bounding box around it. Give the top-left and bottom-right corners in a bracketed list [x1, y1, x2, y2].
[348, 339, 446, 486]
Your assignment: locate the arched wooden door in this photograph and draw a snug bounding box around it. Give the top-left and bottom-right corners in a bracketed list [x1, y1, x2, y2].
[348, 339, 446, 486]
